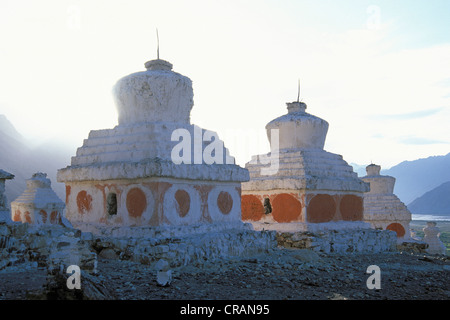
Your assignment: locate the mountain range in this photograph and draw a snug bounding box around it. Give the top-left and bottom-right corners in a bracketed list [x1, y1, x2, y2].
[352, 153, 450, 215]
[0, 114, 71, 205]
[407, 181, 450, 215]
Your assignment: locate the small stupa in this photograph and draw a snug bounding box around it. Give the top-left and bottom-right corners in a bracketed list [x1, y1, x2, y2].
[422, 222, 446, 255]
[57, 52, 248, 229]
[361, 164, 412, 241]
[11, 172, 65, 225]
[241, 89, 370, 232]
[0, 169, 14, 222]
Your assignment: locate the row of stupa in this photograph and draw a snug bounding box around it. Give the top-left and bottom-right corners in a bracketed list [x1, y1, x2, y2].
[1, 56, 413, 242]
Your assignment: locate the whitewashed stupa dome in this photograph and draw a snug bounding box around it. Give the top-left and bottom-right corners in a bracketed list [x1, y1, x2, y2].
[265, 101, 329, 150]
[113, 59, 194, 125]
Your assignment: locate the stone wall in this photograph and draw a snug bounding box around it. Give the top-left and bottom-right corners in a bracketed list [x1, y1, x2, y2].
[79, 222, 278, 268]
[1, 220, 277, 272]
[0, 221, 97, 273]
[276, 228, 397, 254]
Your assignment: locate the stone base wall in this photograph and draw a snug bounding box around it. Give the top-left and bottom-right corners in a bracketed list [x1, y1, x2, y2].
[1, 220, 276, 273]
[77, 222, 278, 268]
[0, 221, 97, 273]
[396, 240, 428, 254]
[364, 219, 412, 241]
[276, 228, 397, 254]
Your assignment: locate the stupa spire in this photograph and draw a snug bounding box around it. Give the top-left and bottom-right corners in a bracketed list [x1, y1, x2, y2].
[144, 29, 173, 71]
[156, 28, 160, 60]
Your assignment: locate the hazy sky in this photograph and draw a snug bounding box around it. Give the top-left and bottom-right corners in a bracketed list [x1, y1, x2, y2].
[0, 0, 449, 169]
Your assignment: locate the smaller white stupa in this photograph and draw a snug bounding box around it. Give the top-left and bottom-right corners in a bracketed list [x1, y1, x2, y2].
[241, 94, 369, 232]
[361, 164, 412, 241]
[11, 172, 65, 225]
[423, 222, 446, 255]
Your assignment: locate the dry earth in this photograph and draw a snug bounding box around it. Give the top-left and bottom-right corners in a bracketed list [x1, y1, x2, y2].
[1, 247, 449, 301]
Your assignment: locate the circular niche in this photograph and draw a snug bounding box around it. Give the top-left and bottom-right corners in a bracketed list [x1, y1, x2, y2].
[307, 194, 336, 223]
[386, 223, 406, 237]
[339, 195, 363, 221]
[163, 185, 201, 224]
[217, 191, 233, 215]
[241, 194, 264, 221]
[271, 193, 302, 223]
[175, 189, 190, 218]
[126, 187, 147, 218]
[208, 186, 239, 221]
[76, 190, 92, 215]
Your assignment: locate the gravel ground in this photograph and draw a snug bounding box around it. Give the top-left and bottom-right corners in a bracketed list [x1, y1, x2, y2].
[1, 247, 449, 301]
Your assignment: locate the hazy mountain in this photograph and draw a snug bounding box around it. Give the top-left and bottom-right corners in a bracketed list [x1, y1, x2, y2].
[382, 153, 450, 205]
[350, 163, 367, 177]
[0, 114, 25, 143]
[408, 181, 450, 215]
[352, 153, 450, 209]
[0, 115, 72, 204]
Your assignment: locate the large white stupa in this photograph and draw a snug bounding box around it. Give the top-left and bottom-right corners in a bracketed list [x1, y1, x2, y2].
[57, 57, 248, 229]
[241, 99, 370, 232]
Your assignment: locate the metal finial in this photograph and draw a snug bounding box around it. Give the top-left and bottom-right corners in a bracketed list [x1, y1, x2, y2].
[297, 79, 300, 102]
[156, 28, 160, 60]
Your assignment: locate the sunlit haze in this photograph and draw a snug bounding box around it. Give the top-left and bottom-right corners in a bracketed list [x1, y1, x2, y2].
[1, 0, 449, 169]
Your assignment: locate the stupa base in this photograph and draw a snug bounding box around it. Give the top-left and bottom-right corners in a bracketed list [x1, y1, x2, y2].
[255, 221, 398, 254]
[70, 221, 278, 267]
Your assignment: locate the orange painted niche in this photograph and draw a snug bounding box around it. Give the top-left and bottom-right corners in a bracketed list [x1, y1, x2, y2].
[306, 194, 336, 223]
[271, 193, 302, 223]
[241, 194, 264, 221]
[126, 187, 147, 218]
[386, 223, 406, 237]
[339, 195, 364, 221]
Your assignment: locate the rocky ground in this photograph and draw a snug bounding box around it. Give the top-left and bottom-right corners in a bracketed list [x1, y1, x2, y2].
[1, 247, 449, 301]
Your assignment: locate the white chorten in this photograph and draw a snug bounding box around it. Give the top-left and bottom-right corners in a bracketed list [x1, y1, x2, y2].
[0, 169, 14, 222]
[57, 58, 248, 229]
[11, 172, 65, 225]
[422, 222, 446, 255]
[241, 99, 370, 232]
[361, 164, 412, 241]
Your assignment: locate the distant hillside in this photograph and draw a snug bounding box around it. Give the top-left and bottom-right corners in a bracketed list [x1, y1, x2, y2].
[0, 115, 72, 204]
[350, 163, 367, 177]
[382, 153, 450, 205]
[408, 181, 450, 215]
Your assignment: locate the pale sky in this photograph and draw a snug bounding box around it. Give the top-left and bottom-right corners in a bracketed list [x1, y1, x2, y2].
[0, 0, 449, 169]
